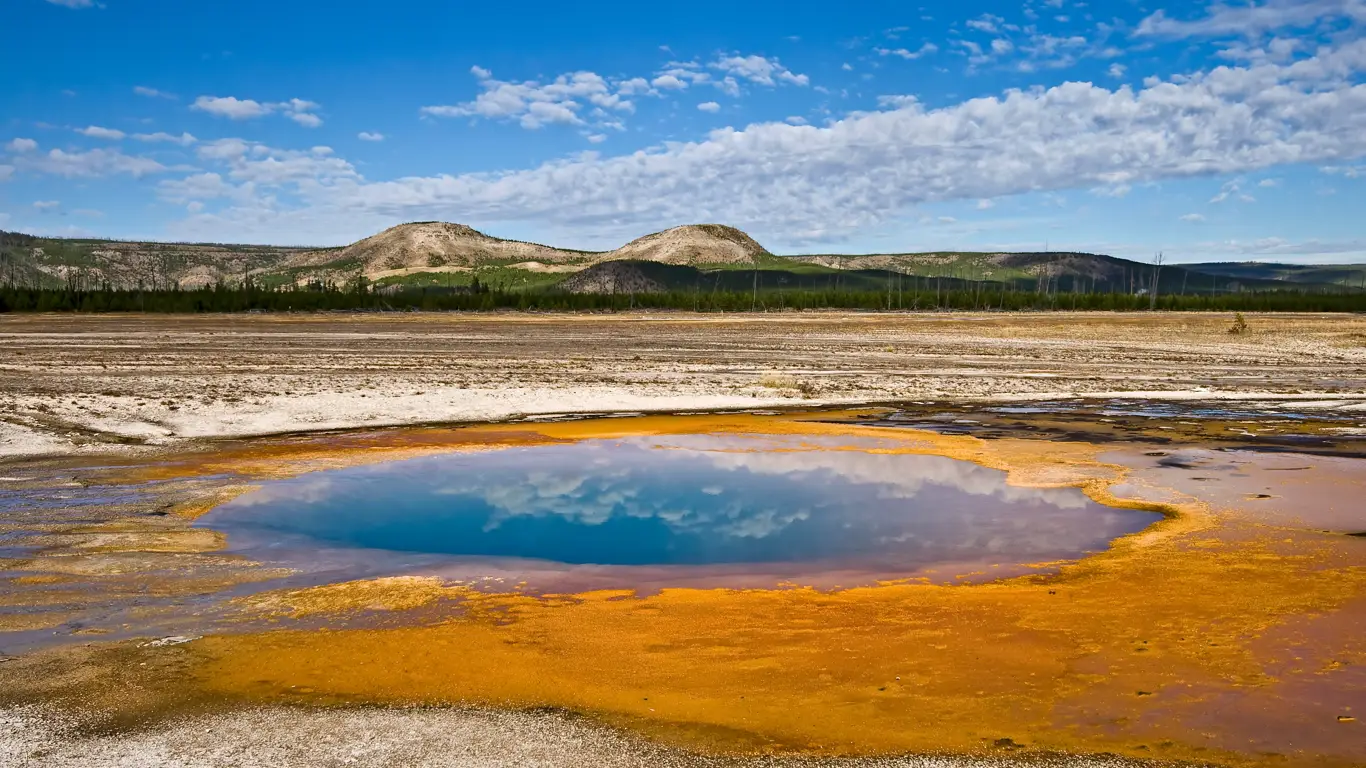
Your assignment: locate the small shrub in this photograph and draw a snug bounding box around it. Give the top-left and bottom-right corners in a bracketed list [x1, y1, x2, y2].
[758, 373, 799, 390]
[758, 373, 819, 398]
[1228, 312, 1249, 335]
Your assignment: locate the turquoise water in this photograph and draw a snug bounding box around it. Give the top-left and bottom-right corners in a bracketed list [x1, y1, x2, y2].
[201, 434, 1154, 577]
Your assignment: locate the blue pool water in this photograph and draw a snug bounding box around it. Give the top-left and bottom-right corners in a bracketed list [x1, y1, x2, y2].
[200, 434, 1155, 575]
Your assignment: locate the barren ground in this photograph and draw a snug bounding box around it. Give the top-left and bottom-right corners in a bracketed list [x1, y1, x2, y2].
[3, 311, 1365, 459]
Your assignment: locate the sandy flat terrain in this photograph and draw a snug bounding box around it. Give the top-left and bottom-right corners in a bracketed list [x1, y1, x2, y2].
[3, 311, 1365, 459]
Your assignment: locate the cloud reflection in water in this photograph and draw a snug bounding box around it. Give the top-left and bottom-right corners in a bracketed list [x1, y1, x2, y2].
[209, 434, 1152, 568]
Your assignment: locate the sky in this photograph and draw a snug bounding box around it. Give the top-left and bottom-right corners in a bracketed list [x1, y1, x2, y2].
[3, 0, 1365, 263]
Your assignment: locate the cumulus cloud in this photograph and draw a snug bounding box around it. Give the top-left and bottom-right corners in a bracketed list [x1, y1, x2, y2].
[76, 125, 126, 140]
[192, 95, 323, 126]
[192, 96, 270, 119]
[6, 138, 39, 153]
[132, 131, 197, 146]
[710, 54, 809, 86]
[1107, 63, 1127, 78]
[165, 39, 1366, 248]
[421, 66, 636, 129]
[357, 131, 385, 142]
[697, 101, 721, 113]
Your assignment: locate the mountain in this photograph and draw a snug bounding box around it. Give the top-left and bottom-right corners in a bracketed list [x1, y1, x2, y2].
[0, 231, 313, 289]
[282, 222, 595, 274]
[3, 223, 1360, 296]
[790, 250, 1317, 294]
[600, 224, 769, 266]
[1185, 261, 1366, 288]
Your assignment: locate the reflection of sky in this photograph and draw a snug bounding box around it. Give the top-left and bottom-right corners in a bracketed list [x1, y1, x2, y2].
[207, 435, 1153, 567]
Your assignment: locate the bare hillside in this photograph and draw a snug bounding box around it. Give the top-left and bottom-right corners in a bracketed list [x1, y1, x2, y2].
[599, 224, 769, 266]
[283, 222, 596, 274]
[558, 261, 668, 294]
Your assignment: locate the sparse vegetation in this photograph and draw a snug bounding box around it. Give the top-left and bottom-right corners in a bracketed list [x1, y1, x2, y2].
[1228, 312, 1250, 335]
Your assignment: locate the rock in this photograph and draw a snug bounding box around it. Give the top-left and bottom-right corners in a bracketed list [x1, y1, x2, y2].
[140, 635, 201, 648]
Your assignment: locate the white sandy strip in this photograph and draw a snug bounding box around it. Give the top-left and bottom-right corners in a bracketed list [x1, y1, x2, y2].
[5, 385, 1366, 461]
[0, 388, 845, 459]
[0, 421, 79, 460]
[0, 705, 1154, 768]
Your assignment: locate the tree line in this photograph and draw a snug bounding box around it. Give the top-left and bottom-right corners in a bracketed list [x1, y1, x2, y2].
[3, 282, 1366, 313]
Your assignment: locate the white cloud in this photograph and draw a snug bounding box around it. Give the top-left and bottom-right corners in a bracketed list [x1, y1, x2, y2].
[422, 67, 633, 129]
[876, 94, 920, 108]
[585, 133, 607, 144]
[1107, 63, 1126, 78]
[616, 77, 654, 96]
[288, 111, 323, 128]
[33, 200, 61, 210]
[17, 147, 166, 178]
[710, 54, 809, 86]
[651, 74, 688, 90]
[44, 0, 95, 7]
[6, 138, 39, 153]
[158, 172, 246, 204]
[1138, 0, 1366, 39]
[193, 96, 270, 119]
[785, 116, 808, 125]
[1091, 184, 1132, 198]
[132, 131, 197, 146]
[163, 39, 1366, 248]
[842, 62, 853, 71]
[697, 101, 721, 113]
[358, 132, 385, 142]
[1258, 178, 1280, 187]
[76, 125, 126, 140]
[976, 199, 996, 210]
[966, 14, 1004, 33]
[0, 165, 13, 182]
[991, 39, 1014, 55]
[875, 43, 939, 60]
[192, 95, 323, 126]
[133, 86, 175, 99]
[1180, 213, 1206, 222]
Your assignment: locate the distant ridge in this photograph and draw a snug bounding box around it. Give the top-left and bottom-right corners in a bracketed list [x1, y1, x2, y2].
[3, 222, 1362, 295]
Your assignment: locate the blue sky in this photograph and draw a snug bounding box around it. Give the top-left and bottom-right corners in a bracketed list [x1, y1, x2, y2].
[3, 0, 1364, 263]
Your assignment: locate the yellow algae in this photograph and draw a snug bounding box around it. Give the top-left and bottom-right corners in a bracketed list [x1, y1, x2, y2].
[66, 518, 226, 554]
[239, 576, 475, 618]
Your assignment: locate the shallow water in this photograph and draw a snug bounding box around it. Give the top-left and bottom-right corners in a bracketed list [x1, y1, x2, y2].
[201, 433, 1155, 587]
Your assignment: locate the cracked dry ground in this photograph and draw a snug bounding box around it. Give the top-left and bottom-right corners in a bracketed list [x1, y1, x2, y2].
[2, 312, 1365, 456]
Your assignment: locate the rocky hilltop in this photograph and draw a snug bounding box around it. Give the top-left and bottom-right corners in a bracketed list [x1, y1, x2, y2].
[600, 224, 769, 266]
[284, 222, 595, 274]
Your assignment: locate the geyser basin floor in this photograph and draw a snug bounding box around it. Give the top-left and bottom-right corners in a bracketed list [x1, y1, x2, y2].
[200, 434, 1153, 591]
[2, 410, 1365, 768]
